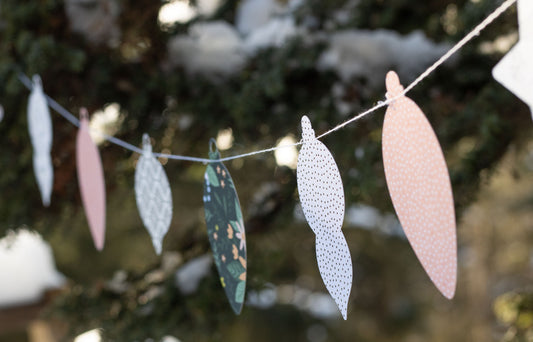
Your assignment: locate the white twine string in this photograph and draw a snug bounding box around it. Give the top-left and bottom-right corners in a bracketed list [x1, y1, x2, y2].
[18, 0, 516, 163]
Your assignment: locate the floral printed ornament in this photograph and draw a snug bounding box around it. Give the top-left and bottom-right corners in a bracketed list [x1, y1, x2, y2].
[203, 139, 247, 315]
[134, 134, 173, 255]
[296, 116, 353, 320]
[27, 75, 53, 207]
[382, 71, 457, 299]
[76, 108, 106, 251]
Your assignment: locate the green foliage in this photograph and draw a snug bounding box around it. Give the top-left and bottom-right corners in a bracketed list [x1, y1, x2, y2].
[1, 0, 532, 341]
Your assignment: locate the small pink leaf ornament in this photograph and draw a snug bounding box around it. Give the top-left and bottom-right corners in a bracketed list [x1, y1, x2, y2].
[382, 71, 457, 299]
[76, 108, 106, 251]
[296, 115, 353, 320]
[27, 75, 53, 206]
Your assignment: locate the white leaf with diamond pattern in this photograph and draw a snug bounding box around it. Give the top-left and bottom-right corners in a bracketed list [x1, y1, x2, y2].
[134, 134, 173, 254]
[27, 75, 53, 207]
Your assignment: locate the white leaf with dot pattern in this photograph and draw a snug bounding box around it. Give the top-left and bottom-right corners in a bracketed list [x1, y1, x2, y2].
[297, 115, 353, 320]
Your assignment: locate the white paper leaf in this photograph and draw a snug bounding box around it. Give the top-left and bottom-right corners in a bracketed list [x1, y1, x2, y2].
[134, 134, 173, 255]
[492, 0, 533, 119]
[27, 75, 53, 206]
[315, 230, 352, 320]
[296, 115, 353, 319]
[296, 116, 345, 235]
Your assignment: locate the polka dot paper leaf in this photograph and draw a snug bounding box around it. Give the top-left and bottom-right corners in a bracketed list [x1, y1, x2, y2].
[134, 134, 173, 255]
[27, 75, 53, 207]
[315, 229, 353, 320]
[493, 0, 533, 120]
[382, 71, 457, 299]
[203, 140, 247, 315]
[76, 108, 106, 251]
[296, 115, 352, 319]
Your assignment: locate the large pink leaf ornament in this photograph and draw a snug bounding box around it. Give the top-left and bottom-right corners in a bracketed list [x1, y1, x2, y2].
[382, 71, 457, 299]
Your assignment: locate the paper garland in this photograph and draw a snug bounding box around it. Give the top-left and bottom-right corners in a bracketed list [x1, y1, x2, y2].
[296, 116, 353, 320]
[76, 108, 106, 251]
[134, 134, 173, 255]
[492, 0, 533, 119]
[27, 75, 54, 206]
[203, 140, 247, 315]
[382, 71, 457, 299]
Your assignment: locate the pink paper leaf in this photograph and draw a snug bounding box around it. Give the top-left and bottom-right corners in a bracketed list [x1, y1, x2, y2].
[382, 71, 457, 299]
[297, 115, 353, 319]
[76, 108, 106, 251]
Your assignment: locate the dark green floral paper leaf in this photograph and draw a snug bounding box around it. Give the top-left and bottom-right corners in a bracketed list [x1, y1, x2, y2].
[206, 165, 220, 187]
[235, 281, 246, 304]
[203, 141, 247, 315]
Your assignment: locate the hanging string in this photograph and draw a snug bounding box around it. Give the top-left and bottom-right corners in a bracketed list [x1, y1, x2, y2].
[316, 0, 517, 139]
[17, 0, 516, 163]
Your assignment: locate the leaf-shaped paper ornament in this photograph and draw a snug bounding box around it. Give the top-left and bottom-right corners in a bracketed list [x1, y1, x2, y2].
[296, 116, 352, 320]
[382, 71, 457, 299]
[134, 134, 173, 255]
[203, 140, 247, 315]
[27, 75, 53, 206]
[492, 0, 533, 120]
[76, 108, 106, 251]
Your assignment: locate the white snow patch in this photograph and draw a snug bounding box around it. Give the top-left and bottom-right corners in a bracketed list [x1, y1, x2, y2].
[175, 254, 213, 295]
[0, 229, 65, 308]
[318, 29, 451, 88]
[345, 204, 405, 238]
[74, 329, 102, 342]
[65, 0, 120, 47]
[243, 16, 301, 54]
[158, 1, 197, 25]
[196, 0, 223, 17]
[161, 337, 182, 342]
[167, 21, 247, 78]
[248, 284, 341, 319]
[236, 0, 283, 35]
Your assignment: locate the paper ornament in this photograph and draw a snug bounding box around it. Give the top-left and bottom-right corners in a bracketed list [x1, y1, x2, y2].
[76, 108, 106, 251]
[134, 134, 173, 255]
[382, 71, 457, 299]
[27, 75, 53, 206]
[296, 116, 352, 320]
[493, 0, 533, 119]
[203, 140, 247, 315]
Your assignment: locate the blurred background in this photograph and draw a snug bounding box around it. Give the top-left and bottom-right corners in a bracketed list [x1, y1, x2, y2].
[1, 0, 533, 341]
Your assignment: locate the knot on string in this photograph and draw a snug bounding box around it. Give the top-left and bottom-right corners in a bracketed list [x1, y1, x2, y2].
[31, 74, 42, 88]
[209, 138, 221, 160]
[79, 108, 89, 121]
[301, 115, 315, 142]
[142, 133, 152, 153]
[385, 71, 404, 99]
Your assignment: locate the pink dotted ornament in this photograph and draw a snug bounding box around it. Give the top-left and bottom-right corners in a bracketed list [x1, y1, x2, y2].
[382, 71, 457, 299]
[297, 115, 353, 319]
